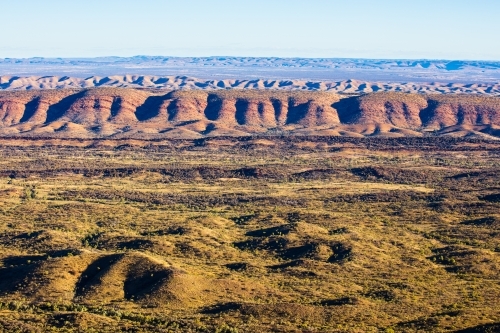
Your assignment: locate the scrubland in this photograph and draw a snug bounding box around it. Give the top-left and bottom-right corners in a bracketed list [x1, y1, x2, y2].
[0, 137, 499, 332]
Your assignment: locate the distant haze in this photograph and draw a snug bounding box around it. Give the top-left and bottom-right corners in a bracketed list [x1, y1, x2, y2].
[1, 0, 500, 60]
[1, 57, 500, 83]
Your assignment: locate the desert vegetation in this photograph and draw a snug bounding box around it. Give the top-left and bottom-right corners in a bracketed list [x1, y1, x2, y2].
[0, 137, 498, 332]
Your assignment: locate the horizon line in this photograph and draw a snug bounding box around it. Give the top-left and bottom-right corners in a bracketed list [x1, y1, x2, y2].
[2, 55, 500, 62]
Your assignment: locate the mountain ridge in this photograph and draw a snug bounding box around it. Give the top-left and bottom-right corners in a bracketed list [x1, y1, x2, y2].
[1, 88, 500, 139]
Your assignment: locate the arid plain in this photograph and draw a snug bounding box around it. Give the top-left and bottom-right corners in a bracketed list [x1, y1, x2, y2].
[0, 136, 498, 332]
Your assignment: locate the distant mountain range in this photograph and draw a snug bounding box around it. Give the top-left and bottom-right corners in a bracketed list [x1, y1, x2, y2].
[2, 56, 500, 70]
[1, 57, 500, 82]
[1, 76, 499, 95]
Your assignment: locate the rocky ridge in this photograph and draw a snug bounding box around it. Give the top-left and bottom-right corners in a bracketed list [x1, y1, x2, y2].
[1, 88, 500, 139]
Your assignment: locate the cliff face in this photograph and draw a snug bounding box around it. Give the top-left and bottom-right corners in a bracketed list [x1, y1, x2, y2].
[1, 89, 500, 138]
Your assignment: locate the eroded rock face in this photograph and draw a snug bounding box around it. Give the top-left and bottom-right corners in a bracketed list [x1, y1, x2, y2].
[57, 89, 150, 125]
[421, 95, 500, 128]
[355, 93, 428, 128]
[166, 92, 207, 122]
[0, 90, 74, 125]
[1, 89, 500, 138]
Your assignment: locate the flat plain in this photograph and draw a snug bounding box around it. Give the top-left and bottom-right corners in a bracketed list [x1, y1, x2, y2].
[0, 136, 498, 332]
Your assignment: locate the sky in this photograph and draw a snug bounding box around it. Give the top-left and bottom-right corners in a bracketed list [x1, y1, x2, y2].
[1, 0, 500, 60]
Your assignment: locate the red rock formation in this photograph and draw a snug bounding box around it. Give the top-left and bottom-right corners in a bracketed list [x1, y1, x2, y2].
[58, 89, 150, 125]
[0, 89, 500, 138]
[166, 91, 207, 122]
[422, 95, 500, 128]
[336, 93, 427, 128]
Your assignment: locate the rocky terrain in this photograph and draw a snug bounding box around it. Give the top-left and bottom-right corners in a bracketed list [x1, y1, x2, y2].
[0, 88, 500, 139]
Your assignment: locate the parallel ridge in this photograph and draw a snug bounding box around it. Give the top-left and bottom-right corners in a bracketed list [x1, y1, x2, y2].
[1, 75, 500, 95]
[1, 89, 500, 139]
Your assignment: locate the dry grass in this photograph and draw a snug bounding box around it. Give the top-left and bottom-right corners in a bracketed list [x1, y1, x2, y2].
[0, 137, 498, 332]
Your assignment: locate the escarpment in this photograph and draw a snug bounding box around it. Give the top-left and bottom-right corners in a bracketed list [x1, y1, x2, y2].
[1, 89, 500, 138]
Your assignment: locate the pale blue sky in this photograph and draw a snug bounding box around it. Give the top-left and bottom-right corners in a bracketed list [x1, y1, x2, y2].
[2, 0, 499, 60]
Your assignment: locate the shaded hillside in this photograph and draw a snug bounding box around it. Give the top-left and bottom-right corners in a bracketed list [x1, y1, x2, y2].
[1, 89, 500, 138]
